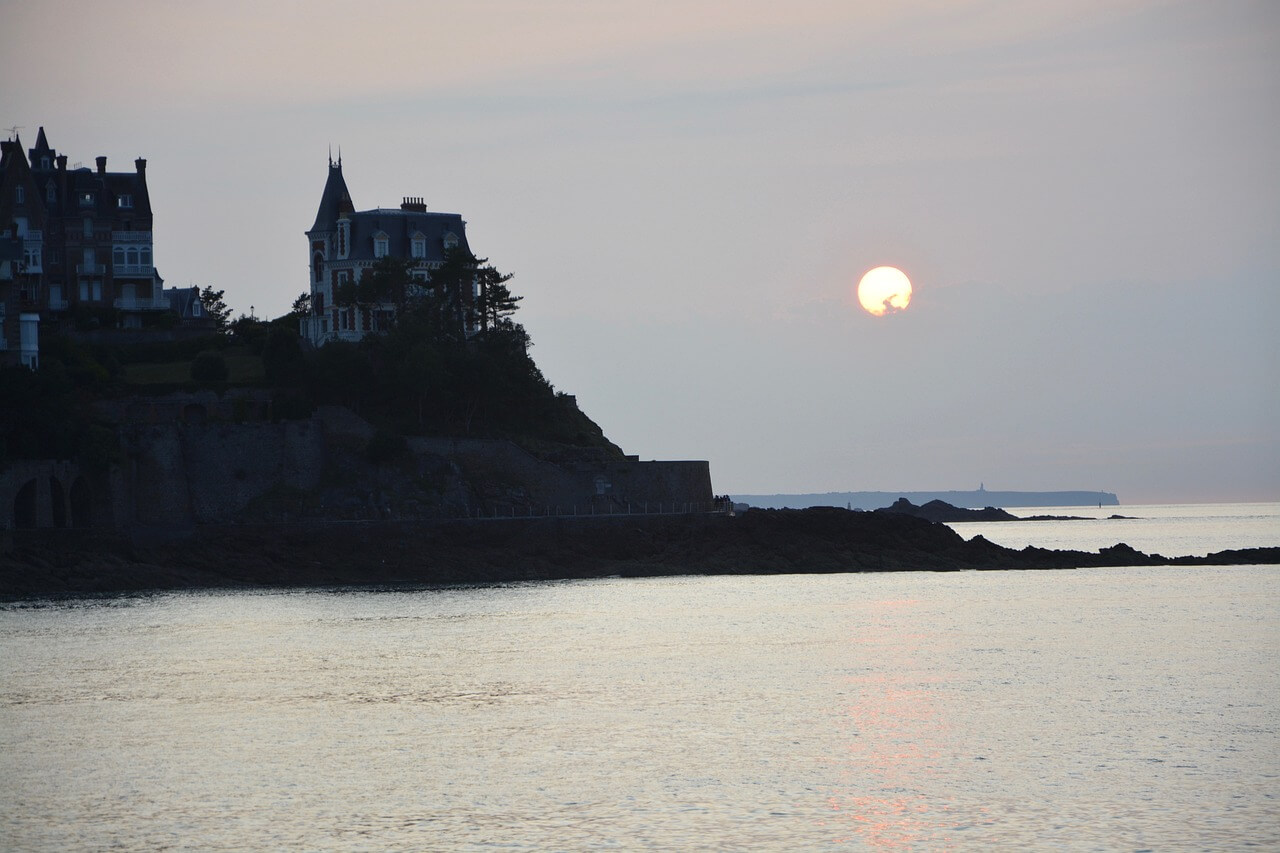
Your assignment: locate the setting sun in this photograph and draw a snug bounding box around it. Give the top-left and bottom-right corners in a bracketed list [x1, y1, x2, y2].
[857, 266, 912, 316]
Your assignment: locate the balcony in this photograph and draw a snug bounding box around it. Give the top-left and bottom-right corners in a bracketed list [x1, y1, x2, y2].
[113, 263, 155, 277]
[77, 263, 107, 275]
[114, 295, 171, 311]
[47, 297, 69, 311]
[111, 231, 151, 243]
[23, 230, 43, 243]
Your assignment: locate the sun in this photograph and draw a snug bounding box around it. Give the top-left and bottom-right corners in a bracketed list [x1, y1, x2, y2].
[857, 266, 912, 316]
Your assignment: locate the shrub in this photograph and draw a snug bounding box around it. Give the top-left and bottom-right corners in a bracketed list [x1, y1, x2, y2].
[191, 350, 229, 384]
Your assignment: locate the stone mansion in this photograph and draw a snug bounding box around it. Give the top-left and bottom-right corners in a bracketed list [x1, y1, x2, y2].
[299, 157, 471, 346]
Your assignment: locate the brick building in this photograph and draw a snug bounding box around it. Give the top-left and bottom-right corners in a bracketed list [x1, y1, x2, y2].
[0, 127, 167, 364]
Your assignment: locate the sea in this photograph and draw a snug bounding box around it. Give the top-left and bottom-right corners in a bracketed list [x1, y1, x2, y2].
[1, 503, 1277, 850]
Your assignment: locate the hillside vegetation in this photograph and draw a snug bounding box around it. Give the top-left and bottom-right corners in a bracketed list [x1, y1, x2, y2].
[1, 253, 622, 470]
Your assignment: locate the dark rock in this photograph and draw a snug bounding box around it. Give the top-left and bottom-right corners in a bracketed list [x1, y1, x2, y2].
[2, 508, 1276, 598]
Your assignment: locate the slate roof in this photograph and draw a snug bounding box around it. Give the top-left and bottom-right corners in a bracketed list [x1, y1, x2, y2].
[65, 165, 152, 220]
[344, 209, 469, 263]
[164, 286, 202, 319]
[310, 161, 353, 232]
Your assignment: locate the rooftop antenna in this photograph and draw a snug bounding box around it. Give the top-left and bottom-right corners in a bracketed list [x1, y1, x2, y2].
[4, 125, 22, 139]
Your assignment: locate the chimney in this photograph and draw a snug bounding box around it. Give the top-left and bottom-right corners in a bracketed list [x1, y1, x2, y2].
[96, 156, 107, 174]
[135, 157, 146, 174]
[56, 154, 67, 172]
[401, 197, 427, 212]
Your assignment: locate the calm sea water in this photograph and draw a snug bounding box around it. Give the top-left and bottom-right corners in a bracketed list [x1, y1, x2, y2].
[945, 501, 1280, 557]
[2, 507, 1277, 850]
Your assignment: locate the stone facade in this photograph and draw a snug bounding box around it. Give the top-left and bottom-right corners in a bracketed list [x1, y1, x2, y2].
[299, 158, 472, 346]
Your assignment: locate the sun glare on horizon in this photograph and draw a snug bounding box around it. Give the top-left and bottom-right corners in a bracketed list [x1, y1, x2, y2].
[857, 266, 912, 316]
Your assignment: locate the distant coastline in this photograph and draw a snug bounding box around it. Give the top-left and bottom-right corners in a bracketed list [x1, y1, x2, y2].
[735, 489, 1120, 510]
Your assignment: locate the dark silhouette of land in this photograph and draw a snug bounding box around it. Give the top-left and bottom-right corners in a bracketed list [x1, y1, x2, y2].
[738, 489, 1120, 510]
[875, 497, 1134, 523]
[3, 508, 1275, 599]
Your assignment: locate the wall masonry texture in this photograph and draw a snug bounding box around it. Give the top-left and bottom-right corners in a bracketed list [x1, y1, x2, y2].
[7, 404, 713, 531]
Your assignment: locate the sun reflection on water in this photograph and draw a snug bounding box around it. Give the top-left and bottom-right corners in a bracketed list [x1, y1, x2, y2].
[818, 598, 983, 848]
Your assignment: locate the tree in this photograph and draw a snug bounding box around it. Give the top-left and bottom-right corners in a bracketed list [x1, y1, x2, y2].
[199, 286, 232, 332]
[475, 263, 520, 333]
[290, 292, 311, 317]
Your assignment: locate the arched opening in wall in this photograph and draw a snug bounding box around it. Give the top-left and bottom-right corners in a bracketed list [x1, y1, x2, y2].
[70, 476, 92, 529]
[49, 476, 67, 528]
[14, 480, 38, 529]
[183, 403, 207, 424]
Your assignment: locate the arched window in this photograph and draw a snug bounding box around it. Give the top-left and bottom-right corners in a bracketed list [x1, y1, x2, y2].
[127, 247, 139, 267]
[140, 246, 151, 268]
[313, 252, 324, 282]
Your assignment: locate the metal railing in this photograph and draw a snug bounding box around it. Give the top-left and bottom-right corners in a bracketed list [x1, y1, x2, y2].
[114, 295, 170, 311]
[113, 263, 154, 276]
[111, 231, 151, 243]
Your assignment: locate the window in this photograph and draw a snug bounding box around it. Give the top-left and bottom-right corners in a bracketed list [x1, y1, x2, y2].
[411, 232, 426, 258]
[79, 281, 88, 300]
[46, 182, 55, 203]
[92, 281, 102, 301]
[15, 186, 24, 204]
[374, 234, 389, 258]
[83, 217, 93, 237]
[192, 300, 201, 317]
[114, 246, 125, 268]
[41, 157, 50, 170]
[117, 194, 133, 209]
[79, 191, 94, 206]
[140, 246, 150, 268]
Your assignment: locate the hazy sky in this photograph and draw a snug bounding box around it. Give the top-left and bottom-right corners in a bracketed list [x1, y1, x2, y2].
[3, 0, 1277, 503]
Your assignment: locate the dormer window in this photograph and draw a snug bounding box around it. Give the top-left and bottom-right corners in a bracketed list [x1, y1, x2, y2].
[46, 182, 55, 203]
[117, 194, 133, 209]
[442, 231, 459, 250]
[373, 231, 390, 259]
[41, 157, 50, 170]
[411, 231, 426, 258]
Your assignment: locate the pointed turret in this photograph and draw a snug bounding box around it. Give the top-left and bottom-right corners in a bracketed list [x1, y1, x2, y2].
[28, 126, 55, 170]
[310, 157, 353, 233]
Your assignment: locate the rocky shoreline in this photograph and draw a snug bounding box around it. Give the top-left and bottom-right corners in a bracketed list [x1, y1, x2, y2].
[3, 508, 1277, 599]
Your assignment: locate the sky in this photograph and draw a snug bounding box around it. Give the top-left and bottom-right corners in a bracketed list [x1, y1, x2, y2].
[3, 0, 1278, 503]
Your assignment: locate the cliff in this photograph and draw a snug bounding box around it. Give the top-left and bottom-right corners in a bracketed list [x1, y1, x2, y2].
[0, 395, 715, 532]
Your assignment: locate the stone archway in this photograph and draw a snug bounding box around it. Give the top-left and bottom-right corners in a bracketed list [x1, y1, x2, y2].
[70, 476, 92, 529]
[14, 479, 37, 529]
[49, 476, 67, 528]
